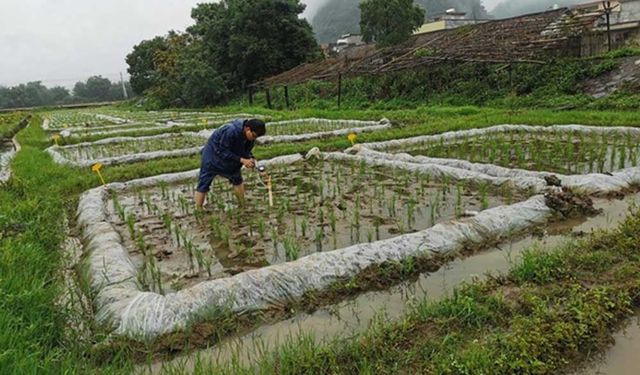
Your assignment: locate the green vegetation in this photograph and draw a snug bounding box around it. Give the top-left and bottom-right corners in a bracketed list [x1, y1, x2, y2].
[241, 54, 640, 111]
[0, 76, 131, 110]
[392, 128, 640, 174]
[1, 105, 640, 374]
[311, 0, 490, 43]
[0, 112, 28, 138]
[167, 207, 640, 374]
[359, 0, 425, 47]
[127, 0, 319, 108]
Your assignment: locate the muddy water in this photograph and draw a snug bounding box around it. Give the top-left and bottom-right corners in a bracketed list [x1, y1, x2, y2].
[578, 318, 640, 375]
[139, 194, 640, 374]
[110, 159, 521, 293]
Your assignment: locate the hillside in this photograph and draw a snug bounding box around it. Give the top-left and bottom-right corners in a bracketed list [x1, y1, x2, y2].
[490, 0, 584, 19]
[311, 0, 489, 43]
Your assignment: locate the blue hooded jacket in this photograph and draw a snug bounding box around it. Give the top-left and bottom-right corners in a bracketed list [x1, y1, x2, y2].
[203, 119, 255, 173]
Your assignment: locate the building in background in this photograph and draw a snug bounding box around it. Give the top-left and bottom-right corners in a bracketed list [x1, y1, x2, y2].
[571, 0, 640, 55]
[333, 33, 365, 54]
[414, 8, 488, 35]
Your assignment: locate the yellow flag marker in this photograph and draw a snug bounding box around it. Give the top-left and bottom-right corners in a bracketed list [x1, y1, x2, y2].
[91, 163, 106, 185]
[52, 134, 61, 146]
[348, 132, 357, 146]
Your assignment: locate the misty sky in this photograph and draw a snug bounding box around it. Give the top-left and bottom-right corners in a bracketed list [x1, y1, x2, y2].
[0, 0, 502, 88]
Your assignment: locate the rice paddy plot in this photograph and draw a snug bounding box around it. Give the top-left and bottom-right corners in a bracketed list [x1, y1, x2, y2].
[44, 109, 265, 139]
[106, 158, 526, 294]
[265, 118, 388, 137]
[54, 132, 207, 166]
[383, 127, 640, 175]
[44, 109, 126, 130]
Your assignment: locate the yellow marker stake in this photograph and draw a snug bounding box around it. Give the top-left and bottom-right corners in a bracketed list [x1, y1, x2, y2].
[267, 176, 273, 208]
[91, 163, 106, 186]
[348, 132, 357, 146]
[52, 134, 60, 146]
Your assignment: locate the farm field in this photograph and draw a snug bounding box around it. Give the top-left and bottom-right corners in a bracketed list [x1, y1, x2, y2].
[45, 111, 390, 167]
[107, 157, 520, 293]
[2, 105, 640, 375]
[379, 125, 640, 175]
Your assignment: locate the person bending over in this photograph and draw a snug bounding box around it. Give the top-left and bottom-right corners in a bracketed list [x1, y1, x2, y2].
[195, 118, 266, 209]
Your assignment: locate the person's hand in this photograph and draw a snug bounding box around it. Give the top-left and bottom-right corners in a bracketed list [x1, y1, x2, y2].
[240, 157, 256, 169]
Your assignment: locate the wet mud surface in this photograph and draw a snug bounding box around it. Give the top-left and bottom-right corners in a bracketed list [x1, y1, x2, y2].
[138, 192, 640, 373]
[106, 159, 525, 293]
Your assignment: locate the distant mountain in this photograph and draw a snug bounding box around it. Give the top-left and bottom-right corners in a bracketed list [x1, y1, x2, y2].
[311, 0, 490, 44]
[490, 0, 585, 19]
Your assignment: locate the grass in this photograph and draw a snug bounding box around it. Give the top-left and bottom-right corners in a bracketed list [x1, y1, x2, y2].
[0, 112, 29, 139]
[166, 208, 640, 374]
[1, 104, 640, 374]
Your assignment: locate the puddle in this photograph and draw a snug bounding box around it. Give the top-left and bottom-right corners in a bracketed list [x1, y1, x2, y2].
[578, 317, 640, 375]
[138, 193, 640, 374]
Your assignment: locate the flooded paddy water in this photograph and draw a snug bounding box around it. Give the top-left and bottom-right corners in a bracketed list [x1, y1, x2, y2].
[108, 158, 524, 294]
[383, 128, 640, 175]
[139, 193, 640, 373]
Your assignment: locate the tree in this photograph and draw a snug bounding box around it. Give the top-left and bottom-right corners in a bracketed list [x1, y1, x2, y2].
[312, 0, 489, 44]
[85, 76, 112, 101]
[145, 32, 192, 106]
[125, 0, 320, 107]
[177, 42, 228, 107]
[360, 0, 426, 47]
[0, 83, 71, 109]
[48, 86, 70, 104]
[73, 82, 88, 99]
[189, 0, 320, 89]
[73, 76, 114, 102]
[126, 36, 168, 95]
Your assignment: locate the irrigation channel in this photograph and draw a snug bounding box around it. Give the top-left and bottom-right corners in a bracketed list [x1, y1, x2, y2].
[579, 318, 640, 375]
[140, 193, 640, 373]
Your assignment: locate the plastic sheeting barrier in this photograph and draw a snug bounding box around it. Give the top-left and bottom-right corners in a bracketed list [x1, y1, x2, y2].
[75, 124, 640, 341]
[48, 118, 391, 167]
[78, 152, 550, 340]
[0, 137, 18, 183]
[355, 124, 640, 195]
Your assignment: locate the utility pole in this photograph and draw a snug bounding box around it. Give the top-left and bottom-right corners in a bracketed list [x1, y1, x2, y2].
[601, 1, 619, 52]
[120, 72, 129, 100]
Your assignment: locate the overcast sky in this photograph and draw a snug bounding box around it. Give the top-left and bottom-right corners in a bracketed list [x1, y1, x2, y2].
[0, 0, 501, 88]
